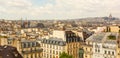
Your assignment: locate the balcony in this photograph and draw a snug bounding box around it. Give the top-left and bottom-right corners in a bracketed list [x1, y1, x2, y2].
[22, 48, 43, 54]
[22, 50, 31, 54]
[84, 51, 93, 55]
[102, 46, 116, 49]
[81, 43, 92, 47]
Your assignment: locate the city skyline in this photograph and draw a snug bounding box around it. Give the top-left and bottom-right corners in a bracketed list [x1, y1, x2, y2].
[0, 14, 120, 58]
[0, 0, 120, 20]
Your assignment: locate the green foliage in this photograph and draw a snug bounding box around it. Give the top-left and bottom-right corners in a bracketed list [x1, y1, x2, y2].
[59, 52, 73, 58]
[108, 35, 116, 40]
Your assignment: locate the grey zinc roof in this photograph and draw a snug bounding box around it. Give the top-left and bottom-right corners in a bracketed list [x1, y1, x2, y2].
[104, 40, 117, 44]
[41, 37, 66, 46]
[86, 32, 118, 43]
[86, 33, 106, 42]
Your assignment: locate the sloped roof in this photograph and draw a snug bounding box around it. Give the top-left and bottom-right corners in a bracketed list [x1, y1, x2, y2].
[0, 45, 23, 58]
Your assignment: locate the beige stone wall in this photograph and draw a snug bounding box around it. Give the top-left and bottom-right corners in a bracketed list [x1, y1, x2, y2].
[67, 42, 81, 58]
[117, 47, 120, 58]
[82, 46, 92, 58]
[110, 26, 120, 32]
[53, 30, 66, 41]
[0, 38, 8, 46]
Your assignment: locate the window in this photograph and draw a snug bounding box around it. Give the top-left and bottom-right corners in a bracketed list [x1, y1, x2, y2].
[59, 52, 61, 54]
[8, 41, 12, 44]
[70, 34, 72, 37]
[22, 43, 25, 48]
[31, 54, 33, 58]
[26, 55, 28, 58]
[56, 46, 58, 49]
[86, 48, 87, 51]
[88, 42, 90, 45]
[53, 51, 55, 54]
[95, 49, 97, 52]
[112, 51, 114, 55]
[108, 51, 110, 54]
[50, 50, 52, 53]
[50, 55, 52, 58]
[26, 43, 28, 48]
[90, 48, 92, 51]
[56, 51, 58, 55]
[35, 54, 37, 58]
[68, 34, 70, 37]
[105, 51, 107, 54]
[74, 34, 76, 36]
[98, 49, 100, 52]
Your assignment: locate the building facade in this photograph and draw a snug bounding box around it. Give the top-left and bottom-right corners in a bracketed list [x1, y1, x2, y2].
[21, 40, 43, 58]
[41, 30, 82, 58]
[85, 32, 118, 58]
[41, 38, 66, 58]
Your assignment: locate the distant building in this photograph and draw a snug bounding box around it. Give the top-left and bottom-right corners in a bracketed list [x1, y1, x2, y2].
[21, 20, 31, 28]
[109, 14, 112, 18]
[0, 36, 8, 45]
[105, 26, 120, 32]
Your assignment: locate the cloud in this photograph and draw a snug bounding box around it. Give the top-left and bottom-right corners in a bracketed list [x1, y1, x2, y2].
[0, 0, 120, 19]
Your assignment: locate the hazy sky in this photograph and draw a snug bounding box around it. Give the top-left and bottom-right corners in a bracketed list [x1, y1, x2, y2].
[0, 0, 120, 20]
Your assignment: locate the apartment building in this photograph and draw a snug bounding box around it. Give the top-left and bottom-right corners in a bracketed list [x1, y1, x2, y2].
[21, 40, 43, 58]
[41, 30, 82, 58]
[1, 37, 43, 58]
[85, 32, 118, 58]
[41, 38, 66, 58]
[80, 42, 92, 58]
[106, 26, 120, 32]
[117, 45, 120, 58]
[0, 36, 8, 45]
[117, 34, 120, 58]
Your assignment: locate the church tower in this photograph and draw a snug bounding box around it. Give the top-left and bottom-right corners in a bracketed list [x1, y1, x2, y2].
[109, 14, 112, 18]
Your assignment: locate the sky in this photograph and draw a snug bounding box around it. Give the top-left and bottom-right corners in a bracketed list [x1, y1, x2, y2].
[0, 0, 120, 20]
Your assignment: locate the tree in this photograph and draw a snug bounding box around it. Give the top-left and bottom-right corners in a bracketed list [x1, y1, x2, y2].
[59, 52, 73, 58]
